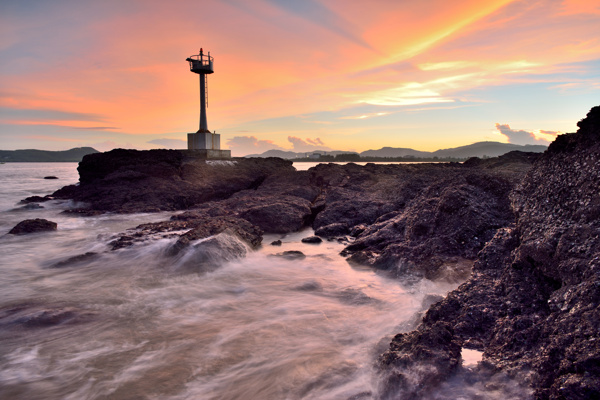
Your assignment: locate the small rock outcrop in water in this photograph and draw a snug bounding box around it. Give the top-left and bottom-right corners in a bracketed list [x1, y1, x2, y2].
[378, 106, 600, 399]
[109, 215, 263, 251]
[301, 236, 322, 244]
[9, 218, 57, 235]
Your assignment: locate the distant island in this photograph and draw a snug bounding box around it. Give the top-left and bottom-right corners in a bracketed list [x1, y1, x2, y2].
[0, 141, 548, 163]
[245, 141, 548, 161]
[0, 147, 99, 162]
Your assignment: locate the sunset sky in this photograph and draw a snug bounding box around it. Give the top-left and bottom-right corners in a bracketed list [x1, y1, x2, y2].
[1, 0, 599, 156]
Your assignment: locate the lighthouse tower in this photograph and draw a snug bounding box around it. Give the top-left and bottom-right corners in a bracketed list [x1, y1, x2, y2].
[186, 48, 230, 158]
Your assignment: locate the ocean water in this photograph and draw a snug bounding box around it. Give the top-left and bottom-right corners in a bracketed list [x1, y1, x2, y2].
[0, 163, 528, 399]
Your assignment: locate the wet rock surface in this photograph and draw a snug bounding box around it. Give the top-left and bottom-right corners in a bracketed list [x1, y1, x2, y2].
[311, 153, 535, 280]
[378, 106, 600, 399]
[52, 150, 297, 213]
[0, 303, 96, 329]
[8, 218, 57, 235]
[109, 215, 263, 252]
[42, 108, 600, 398]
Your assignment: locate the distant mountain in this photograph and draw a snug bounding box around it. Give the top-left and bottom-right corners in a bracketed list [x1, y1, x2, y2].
[246, 142, 547, 160]
[359, 141, 547, 159]
[244, 149, 305, 159]
[0, 147, 99, 162]
[431, 141, 548, 158]
[360, 147, 431, 158]
[244, 149, 358, 159]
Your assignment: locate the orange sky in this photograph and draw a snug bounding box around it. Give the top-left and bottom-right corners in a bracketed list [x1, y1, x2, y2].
[1, 0, 599, 155]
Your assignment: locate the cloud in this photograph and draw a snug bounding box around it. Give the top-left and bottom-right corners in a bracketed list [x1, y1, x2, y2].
[0, 106, 105, 122]
[495, 123, 557, 145]
[23, 135, 80, 143]
[287, 136, 331, 152]
[226, 135, 284, 156]
[340, 112, 390, 120]
[263, 0, 373, 50]
[305, 137, 324, 146]
[147, 138, 187, 149]
[67, 126, 119, 130]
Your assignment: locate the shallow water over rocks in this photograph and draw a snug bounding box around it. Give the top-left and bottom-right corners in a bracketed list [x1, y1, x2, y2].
[0, 162, 529, 399]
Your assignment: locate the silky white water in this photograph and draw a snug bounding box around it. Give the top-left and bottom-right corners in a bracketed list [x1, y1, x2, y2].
[0, 163, 527, 399]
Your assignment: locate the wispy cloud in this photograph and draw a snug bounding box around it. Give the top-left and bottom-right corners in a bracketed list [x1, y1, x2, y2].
[340, 112, 390, 120]
[287, 136, 331, 152]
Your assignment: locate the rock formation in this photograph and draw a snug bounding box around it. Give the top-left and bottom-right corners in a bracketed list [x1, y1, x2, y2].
[9, 218, 57, 235]
[42, 106, 600, 397]
[52, 150, 297, 213]
[377, 106, 600, 399]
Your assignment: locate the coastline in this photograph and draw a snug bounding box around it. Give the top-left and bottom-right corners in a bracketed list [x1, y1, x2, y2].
[5, 105, 600, 398]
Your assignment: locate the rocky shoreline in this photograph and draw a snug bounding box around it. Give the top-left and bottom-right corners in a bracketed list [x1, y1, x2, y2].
[18, 106, 600, 398]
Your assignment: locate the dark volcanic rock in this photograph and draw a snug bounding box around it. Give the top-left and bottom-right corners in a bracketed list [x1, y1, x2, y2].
[311, 156, 537, 279]
[43, 176, 58, 179]
[167, 216, 263, 256]
[378, 106, 600, 399]
[314, 222, 349, 237]
[175, 170, 317, 234]
[301, 235, 322, 244]
[52, 150, 296, 213]
[9, 218, 57, 234]
[110, 215, 263, 252]
[378, 322, 461, 399]
[20, 195, 53, 203]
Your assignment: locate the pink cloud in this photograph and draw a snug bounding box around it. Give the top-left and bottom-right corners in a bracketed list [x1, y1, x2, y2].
[287, 136, 331, 152]
[495, 123, 557, 145]
[226, 135, 284, 156]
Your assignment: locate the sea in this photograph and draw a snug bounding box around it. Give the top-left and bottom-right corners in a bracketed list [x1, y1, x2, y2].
[0, 162, 529, 399]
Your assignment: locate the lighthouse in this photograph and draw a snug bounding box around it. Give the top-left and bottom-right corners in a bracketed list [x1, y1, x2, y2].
[186, 48, 230, 158]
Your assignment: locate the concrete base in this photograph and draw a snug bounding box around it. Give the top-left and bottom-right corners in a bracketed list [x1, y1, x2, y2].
[188, 132, 221, 150]
[185, 149, 231, 159]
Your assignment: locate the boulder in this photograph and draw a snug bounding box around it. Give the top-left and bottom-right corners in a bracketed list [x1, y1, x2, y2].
[9, 219, 57, 235]
[301, 236, 322, 244]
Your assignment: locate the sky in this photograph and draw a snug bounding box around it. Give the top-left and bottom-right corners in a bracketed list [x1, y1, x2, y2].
[1, 0, 599, 156]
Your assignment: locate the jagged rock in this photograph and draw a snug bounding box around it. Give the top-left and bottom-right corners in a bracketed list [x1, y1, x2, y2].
[271, 240, 282, 246]
[20, 195, 53, 203]
[109, 216, 263, 252]
[311, 156, 536, 279]
[167, 216, 263, 256]
[314, 222, 349, 237]
[378, 106, 600, 399]
[378, 322, 461, 399]
[51, 150, 296, 213]
[8, 218, 57, 234]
